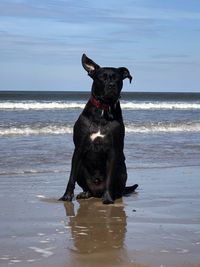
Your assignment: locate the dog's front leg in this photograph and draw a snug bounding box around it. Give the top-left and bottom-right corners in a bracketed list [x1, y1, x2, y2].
[102, 149, 116, 204]
[59, 149, 81, 201]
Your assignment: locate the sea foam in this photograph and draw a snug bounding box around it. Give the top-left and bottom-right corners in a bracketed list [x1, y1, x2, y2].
[1, 101, 200, 110]
[1, 122, 200, 137]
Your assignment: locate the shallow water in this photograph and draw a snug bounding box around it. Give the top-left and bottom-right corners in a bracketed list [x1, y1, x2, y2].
[1, 92, 200, 176]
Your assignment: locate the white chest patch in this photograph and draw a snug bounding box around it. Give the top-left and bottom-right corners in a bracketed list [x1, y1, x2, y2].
[90, 130, 105, 141]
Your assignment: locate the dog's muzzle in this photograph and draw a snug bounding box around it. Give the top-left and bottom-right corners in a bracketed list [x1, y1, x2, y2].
[105, 86, 119, 102]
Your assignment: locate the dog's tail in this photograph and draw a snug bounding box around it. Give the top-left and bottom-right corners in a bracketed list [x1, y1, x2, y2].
[123, 184, 138, 195]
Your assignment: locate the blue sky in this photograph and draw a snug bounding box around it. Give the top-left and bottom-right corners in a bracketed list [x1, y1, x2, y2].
[1, 0, 200, 92]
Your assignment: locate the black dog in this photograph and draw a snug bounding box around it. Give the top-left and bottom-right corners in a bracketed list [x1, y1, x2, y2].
[60, 54, 138, 204]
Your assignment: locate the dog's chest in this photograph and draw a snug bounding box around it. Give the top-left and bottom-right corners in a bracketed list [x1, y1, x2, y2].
[90, 129, 105, 141]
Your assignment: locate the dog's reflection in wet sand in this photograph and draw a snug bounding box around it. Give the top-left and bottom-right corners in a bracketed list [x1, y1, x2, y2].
[64, 199, 126, 254]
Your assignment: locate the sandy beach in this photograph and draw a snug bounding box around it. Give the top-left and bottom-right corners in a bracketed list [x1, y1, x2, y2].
[0, 166, 200, 267]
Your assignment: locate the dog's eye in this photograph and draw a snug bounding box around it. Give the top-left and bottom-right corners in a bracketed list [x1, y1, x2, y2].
[112, 74, 116, 80]
[102, 73, 108, 81]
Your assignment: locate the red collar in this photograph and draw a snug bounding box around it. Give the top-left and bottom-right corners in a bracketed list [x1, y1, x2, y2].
[90, 95, 110, 111]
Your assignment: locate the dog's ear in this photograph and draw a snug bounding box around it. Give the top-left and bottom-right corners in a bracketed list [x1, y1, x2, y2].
[118, 67, 132, 83]
[82, 54, 100, 78]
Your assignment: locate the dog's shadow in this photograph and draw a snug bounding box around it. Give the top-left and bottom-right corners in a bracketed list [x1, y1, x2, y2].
[64, 199, 127, 254]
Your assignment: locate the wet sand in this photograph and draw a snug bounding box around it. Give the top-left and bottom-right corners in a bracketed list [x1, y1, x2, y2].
[0, 166, 200, 267]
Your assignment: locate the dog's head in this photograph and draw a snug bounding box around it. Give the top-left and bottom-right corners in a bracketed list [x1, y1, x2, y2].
[82, 54, 132, 104]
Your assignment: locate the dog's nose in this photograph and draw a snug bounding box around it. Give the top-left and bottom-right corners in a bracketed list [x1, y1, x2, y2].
[108, 83, 115, 89]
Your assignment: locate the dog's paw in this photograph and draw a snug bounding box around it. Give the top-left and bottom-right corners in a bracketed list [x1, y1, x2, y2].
[76, 191, 92, 199]
[59, 193, 74, 202]
[102, 191, 114, 205]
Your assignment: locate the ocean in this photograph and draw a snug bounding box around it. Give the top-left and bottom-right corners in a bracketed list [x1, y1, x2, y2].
[0, 91, 200, 181]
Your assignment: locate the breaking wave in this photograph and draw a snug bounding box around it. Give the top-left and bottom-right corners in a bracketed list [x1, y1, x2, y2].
[0, 125, 73, 136]
[125, 122, 200, 133]
[121, 102, 200, 110]
[1, 122, 200, 137]
[1, 101, 200, 110]
[0, 101, 85, 110]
